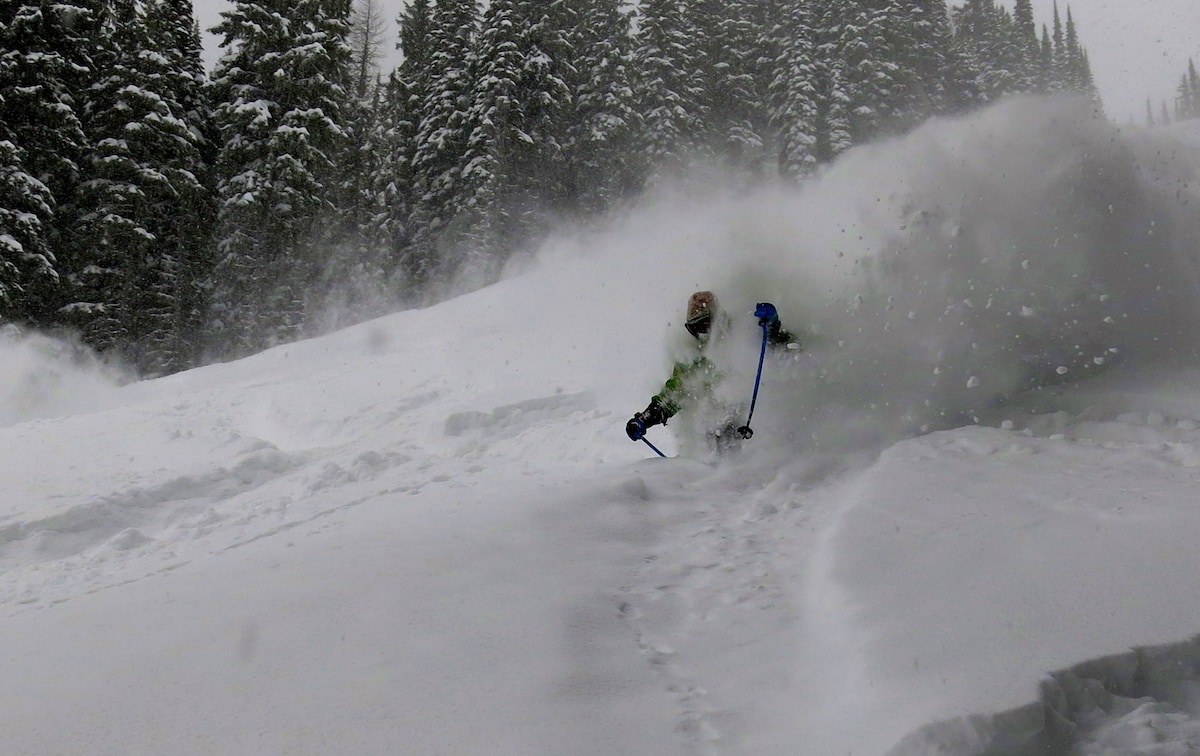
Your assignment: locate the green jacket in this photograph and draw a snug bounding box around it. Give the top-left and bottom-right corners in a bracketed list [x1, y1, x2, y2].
[652, 319, 798, 421]
[653, 353, 720, 419]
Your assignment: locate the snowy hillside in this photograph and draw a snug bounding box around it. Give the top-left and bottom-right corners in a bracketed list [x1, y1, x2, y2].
[2, 97, 1200, 755]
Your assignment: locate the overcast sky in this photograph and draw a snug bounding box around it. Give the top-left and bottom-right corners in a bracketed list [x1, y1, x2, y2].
[192, 0, 1196, 125]
[1024, 0, 1199, 124]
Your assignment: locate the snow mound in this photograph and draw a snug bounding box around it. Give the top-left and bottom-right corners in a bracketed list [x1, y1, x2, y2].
[895, 635, 1200, 755]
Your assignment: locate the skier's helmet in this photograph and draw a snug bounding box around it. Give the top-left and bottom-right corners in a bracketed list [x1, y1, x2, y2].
[685, 291, 717, 339]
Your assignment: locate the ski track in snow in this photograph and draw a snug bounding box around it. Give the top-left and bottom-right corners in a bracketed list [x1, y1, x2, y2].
[1, 347, 564, 600]
[8, 334, 1200, 754]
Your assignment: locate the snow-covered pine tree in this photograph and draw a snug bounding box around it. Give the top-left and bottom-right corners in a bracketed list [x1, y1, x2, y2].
[397, 0, 433, 74]
[836, 0, 898, 145]
[305, 0, 417, 332]
[143, 0, 218, 369]
[67, 0, 213, 374]
[950, 0, 1025, 102]
[767, 0, 819, 178]
[1061, 6, 1080, 92]
[0, 137, 57, 323]
[1036, 23, 1054, 93]
[1176, 72, 1193, 121]
[690, 0, 773, 175]
[1011, 0, 1039, 91]
[360, 73, 409, 277]
[404, 0, 479, 295]
[839, 0, 959, 143]
[361, 0, 433, 290]
[1055, 7, 1101, 108]
[631, 0, 704, 182]
[450, 0, 519, 282]
[307, 82, 398, 332]
[0, 1, 94, 326]
[68, 0, 172, 369]
[901, 0, 974, 118]
[806, 0, 852, 163]
[207, 0, 353, 357]
[0, 7, 50, 322]
[564, 0, 641, 213]
[1048, 0, 1064, 92]
[453, 0, 577, 285]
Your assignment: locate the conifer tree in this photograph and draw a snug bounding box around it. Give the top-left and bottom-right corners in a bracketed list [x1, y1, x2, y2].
[1011, 0, 1039, 90]
[452, 0, 520, 275]
[690, 0, 773, 174]
[951, 0, 1025, 101]
[64, 0, 215, 372]
[207, 0, 353, 356]
[144, 0, 218, 368]
[452, 0, 578, 283]
[767, 0, 819, 178]
[564, 0, 641, 212]
[895, 0, 964, 118]
[1050, 1, 1064, 91]
[1051, 7, 1100, 107]
[1191, 59, 1200, 116]
[843, 0, 963, 140]
[0, 138, 57, 323]
[309, 83, 396, 331]
[811, 0, 858, 161]
[837, 0, 897, 144]
[1062, 6, 1081, 91]
[404, 0, 479, 293]
[1178, 72, 1194, 120]
[0, 1, 94, 326]
[1183, 59, 1200, 119]
[632, 0, 704, 181]
[1036, 24, 1054, 92]
[347, 0, 386, 100]
[66, 1, 171, 370]
[397, 0, 433, 72]
[363, 0, 433, 286]
[358, 75, 410, 290]
[300, 0, 404, 330]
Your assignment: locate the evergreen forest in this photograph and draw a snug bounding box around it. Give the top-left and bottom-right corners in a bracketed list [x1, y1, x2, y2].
[0, 0, 1102, 374]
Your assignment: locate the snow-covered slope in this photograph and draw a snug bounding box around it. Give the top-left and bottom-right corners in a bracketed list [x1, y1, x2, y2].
[2, 97, 1200, 755]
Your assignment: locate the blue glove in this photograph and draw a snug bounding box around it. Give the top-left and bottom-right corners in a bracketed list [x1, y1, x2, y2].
[754, 302, 779, 326]
[625, 416, 646, 441]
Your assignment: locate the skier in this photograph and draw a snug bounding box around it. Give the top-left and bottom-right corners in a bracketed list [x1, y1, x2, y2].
[625, 291, 798, 452]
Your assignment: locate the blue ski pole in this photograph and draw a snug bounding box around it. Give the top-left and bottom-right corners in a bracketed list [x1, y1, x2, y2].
[737, 317, 771, 440]
[628, 415, 667, 457]
[641, 436, 667, 458]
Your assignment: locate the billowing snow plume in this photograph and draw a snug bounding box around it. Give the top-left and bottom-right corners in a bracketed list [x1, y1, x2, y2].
[0, 326, 128, 428]
[532, 96, 1200, 456]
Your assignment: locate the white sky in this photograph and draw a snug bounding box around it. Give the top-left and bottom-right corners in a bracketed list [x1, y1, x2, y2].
[1015, 0, 1199, 123]
[191, 0, 1195, 124]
